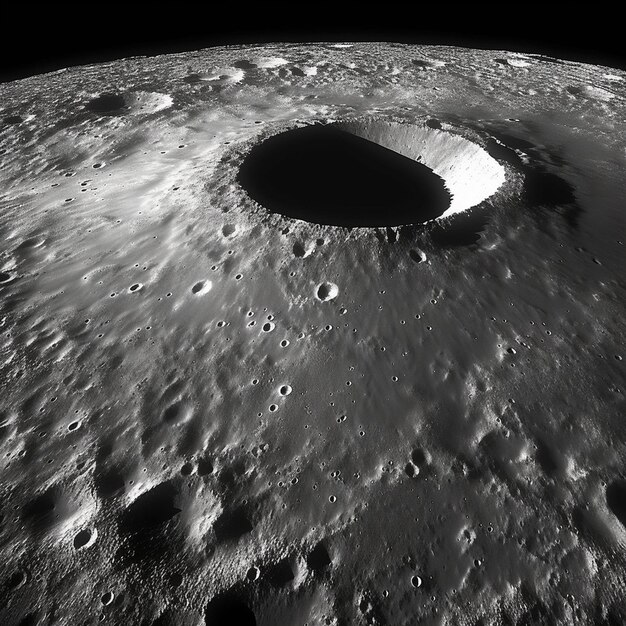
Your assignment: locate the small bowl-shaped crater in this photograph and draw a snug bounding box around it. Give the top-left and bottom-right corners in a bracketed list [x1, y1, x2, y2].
[191, 280, 212, 296]
[86, 93, 127, 115]
[315, 282, 338, 302]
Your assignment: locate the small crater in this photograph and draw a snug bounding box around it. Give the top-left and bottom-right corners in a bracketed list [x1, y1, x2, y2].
[205, 591, 256, 626]
[405, 462, 419, 478]
[22, 489, 57, 530]
[119, 481, 181, 535]
[101, 591, 114, 605]
[307, 541, 332, 571]
[191, 280, 212, 295]
[16, 236, 45, 250]
[409, 248, 426, 264]
[3, 114, 23, 125]
[129, 283, 143, 293]
[95, 468, 125, 499]
[411, 575, 422, 588]
[279, 385, 292, 396]
[316, 282, 338, 302]
[214, 506, 253, 543]
[411, 448, 427, 466]
[266, 558, 294, 587]
[6, 570, 26, 589]
[233, 60, 257, 69]
[73, 528, 96, 549]
[606, 480, 626, 528]
[197, 457, 214, 476]
[412, 59, 444, 70]
[536, 441, 563, 476]
[222, 224, 236, 237]
[163, 403, 183, 423]
[86, 93, 127, 114]
[0, 271, 12, 283]
[246, 566, 260, 581]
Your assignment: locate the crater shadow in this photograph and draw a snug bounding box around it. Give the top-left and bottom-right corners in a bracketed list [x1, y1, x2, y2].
[85, 93, 127, 115]
[117, 480, 182, 563]
[607, 480, 626, 528]
[205, 591, 256, 626]
[237, 124, 451, 227]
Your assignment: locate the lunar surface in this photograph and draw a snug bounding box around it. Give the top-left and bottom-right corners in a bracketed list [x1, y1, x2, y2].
[0, 43, 625, 625]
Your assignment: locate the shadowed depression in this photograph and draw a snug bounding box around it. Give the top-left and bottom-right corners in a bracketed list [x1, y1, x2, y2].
[237, 123, 452, 227]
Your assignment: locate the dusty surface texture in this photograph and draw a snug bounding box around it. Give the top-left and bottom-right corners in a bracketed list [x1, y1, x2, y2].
[0, 43, 625, 625]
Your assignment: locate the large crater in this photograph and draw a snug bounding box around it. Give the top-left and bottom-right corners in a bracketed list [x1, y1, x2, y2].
[237, 119, 506, 227]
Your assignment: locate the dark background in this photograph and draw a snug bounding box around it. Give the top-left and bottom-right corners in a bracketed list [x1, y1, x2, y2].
[1, 4, 623, 82]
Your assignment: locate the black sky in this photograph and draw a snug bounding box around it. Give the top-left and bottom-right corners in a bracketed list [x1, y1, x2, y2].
[1, 4, 622, 82]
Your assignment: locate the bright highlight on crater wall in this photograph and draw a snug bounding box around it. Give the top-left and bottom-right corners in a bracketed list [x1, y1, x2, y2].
[0, 43, 625, 626]
[333, 119, 506, 220]
[237, 120, 505, 227]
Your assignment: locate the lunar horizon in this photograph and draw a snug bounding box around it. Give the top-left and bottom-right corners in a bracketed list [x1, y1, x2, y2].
[1, 42, 625, 626]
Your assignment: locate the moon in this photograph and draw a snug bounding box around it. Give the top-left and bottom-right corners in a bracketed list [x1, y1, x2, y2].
[0, 43, 625, 625]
